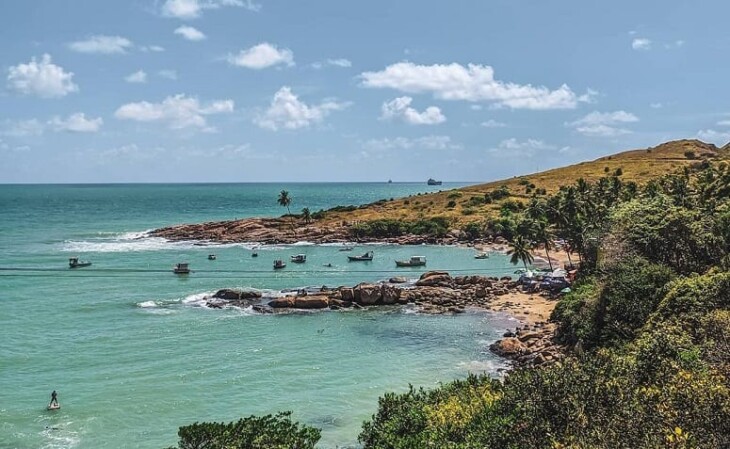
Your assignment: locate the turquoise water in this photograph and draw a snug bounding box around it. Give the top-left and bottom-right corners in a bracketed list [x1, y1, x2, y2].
[0, 183, 521, 449]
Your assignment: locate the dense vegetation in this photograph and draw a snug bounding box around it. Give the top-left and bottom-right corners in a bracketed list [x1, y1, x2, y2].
[349, 217, 452, 238]
[166, 155, 730, 448]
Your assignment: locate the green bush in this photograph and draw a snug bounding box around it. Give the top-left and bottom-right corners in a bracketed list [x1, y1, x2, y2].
[168, 412, 320, 449]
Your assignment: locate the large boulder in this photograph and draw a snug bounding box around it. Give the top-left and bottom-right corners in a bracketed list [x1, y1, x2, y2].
[294, 295, 330, 309]
[340, 287, 355, 302]
[489, 338, 527, 356]
[355, 283, 382, 305]
[419, 271, 450, 280]
[389, 276, 408, 284]
[416, 274, 453, 287]
[268, 297, 295, 308]
[213, 288, 262, 300]
[381, 285, 402, 305]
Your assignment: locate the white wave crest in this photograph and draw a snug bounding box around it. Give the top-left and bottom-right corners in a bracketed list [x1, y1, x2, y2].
[457, 359, 506, 373]
[137, 301, 159, 308]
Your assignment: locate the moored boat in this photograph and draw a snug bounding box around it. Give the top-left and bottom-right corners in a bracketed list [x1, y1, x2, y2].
[290, 254, 307, 263]
[474, 252, 489, 259]
[339, 246, 354, 252]
[395, 256, 427, 267]
[273, 259, 286, 269]
[427, 178, 442, 185]
[68, 257, 92, 268]
[208, 254, 216, 260]
[173, 263, 190, 274]
[348, 251, 374, 261]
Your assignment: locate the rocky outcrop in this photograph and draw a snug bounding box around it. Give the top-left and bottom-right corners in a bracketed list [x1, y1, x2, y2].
[489, 323, 565, 368]
[213, 288, 262, 301]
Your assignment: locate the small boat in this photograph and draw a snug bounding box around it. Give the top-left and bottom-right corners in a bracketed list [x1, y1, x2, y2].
[395, 256, 427, 267]
[388, 179, 393, 184]
[173, 263, 191, 274]
[252, 252, 258, 257]
[273, 260, 286, 269]
[290, 254, 307, 263]
[348, 251, 374, 261]
[208, 254, 216, 260]
[338, 246, 354, 252]
[68, 257, 92, 268]
[474, 252, 489, 259]
[427, 178, 442, 186]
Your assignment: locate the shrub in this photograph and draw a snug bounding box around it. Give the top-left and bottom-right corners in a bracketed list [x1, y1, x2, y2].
[684, 150, 696, 159]
[447, 191, 463, 199]
[447, 200, 457, 208]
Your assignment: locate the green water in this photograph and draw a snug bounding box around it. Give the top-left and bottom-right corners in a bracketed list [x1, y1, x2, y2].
[0, 183, 520, 449]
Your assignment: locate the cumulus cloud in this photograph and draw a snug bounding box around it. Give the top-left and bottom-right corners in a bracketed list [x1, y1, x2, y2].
[632, 38, 652, 51]
[6, 54, 78, 98]
[161, 0, 260, 19]
[125, 70, 147, 83]
[360, 62, 592, 110]
[480, 119, 506, 128]
[362, 135, 461, 152]
[227, 43, 294, 69]
[140, 45, 165, 52]
[312, 58, 352, 69]
[380, 96, 445, 125]
[697, 129, 730, 145]
[254, 87, 349, 131]
[68, 35, 133, 54]
[174, 25, 206, 41]
[488, 138, 556, 157]
[115, 94, 234, 131]
[48, 113, 103, 133]
[566, 110, 639, 137]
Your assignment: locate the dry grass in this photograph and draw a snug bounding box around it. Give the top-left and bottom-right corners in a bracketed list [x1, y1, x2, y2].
[320, 139, 729, 227]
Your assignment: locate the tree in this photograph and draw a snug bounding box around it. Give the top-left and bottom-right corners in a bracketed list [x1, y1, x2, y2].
[534, 219, 555, 271]
[301, 207, 311, 224]
[508, 235, 534, 271]
[277, 190, 297, 237]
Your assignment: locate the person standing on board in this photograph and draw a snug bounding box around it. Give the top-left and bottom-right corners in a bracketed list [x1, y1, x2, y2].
[49, 390, 58, 407]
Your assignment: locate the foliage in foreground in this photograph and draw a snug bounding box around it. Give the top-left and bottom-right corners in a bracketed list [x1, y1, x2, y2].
[167, 412, 320, 449]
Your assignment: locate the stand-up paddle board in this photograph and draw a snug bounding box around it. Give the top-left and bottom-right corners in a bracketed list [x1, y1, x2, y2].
[47, 403, 60, 411]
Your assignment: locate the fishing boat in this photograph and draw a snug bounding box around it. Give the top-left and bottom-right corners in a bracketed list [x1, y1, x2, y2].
[273, 259, 286, 269]
[395, 256, 427, 267]
[290, 254, 307, 263]
[348, 251, 374, 261]
[173, 263, 190, 274]
[474, 252, 489, 259]
[208, 254, 216, 260]
[427, 178, 442, 186]
[68, 257, 92, 268]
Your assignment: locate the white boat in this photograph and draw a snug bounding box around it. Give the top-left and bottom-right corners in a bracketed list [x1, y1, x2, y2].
[474, 252, 489, 259]
[395, 256, 427, 267]
[290, 254, 307, 263]
[68, 257, 92, 268]
[273, 260, 286, 269]
[173, 263, 190, 274]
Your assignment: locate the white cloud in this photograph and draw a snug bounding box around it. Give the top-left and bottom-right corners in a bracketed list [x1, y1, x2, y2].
[566, 110, 639, 137]
[312, 58, 352, 69]
[48, 113, 103, 133]
[380, 96, 445, 125]
[125, 70, 147, 83]
[650, 102, 663, 109]
[489, 138, 555, 157]
[140, 45, 165, 52]
[161, 0, 260, 19]
[470, 105, 483, 111]
[360, 62, 592, 110]
[362, 135, 461, 152]
[632, 38, 652, 51]
[717, 119, 730, 127]
[480, 119, 506, 128]
[697, 129, 730, 144]
[1, 119, 45, 137]
[254, 87, 349, 131]
[227, 43, 294, 69]
[115, 94, 234, 131]
[6, 54, 78, 98]
[174, 25, 206, 41]
[158, 70, 178, 80]
[68, 35, 133, 54]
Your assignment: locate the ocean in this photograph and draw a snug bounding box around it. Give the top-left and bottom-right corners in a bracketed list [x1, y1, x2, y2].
[0, 183, 522, 449]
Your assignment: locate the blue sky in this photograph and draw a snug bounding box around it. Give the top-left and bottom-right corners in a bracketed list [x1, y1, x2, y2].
[1, 0, 729, 183]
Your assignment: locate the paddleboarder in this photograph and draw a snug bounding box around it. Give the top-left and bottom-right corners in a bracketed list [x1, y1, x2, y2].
[49, 390, 58, 408]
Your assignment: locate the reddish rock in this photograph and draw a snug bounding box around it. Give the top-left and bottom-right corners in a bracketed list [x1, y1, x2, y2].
[354, 283, 382, 305]
[268, 297, 295, 308]
[294, 295, 329, 309]
[489, 338, 527, 356]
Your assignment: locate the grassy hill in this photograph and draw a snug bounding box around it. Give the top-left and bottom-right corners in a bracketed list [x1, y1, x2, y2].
[321, 139, 729, 227]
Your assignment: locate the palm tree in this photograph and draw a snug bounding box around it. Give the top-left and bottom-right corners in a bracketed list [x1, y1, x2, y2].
[277, 190, 297, 237]
[301, 207, 311, 224]
[534, 219, 555, 271]
[507, 235, 534, 271]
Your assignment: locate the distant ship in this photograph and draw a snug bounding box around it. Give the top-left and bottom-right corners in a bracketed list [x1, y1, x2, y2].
[427, 178, 442, 185]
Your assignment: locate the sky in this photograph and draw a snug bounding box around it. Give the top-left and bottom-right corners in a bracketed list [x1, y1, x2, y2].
[1, 0, 730, 183]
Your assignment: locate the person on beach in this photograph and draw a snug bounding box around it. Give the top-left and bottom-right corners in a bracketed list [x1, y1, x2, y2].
[49, 390, 58, 407]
